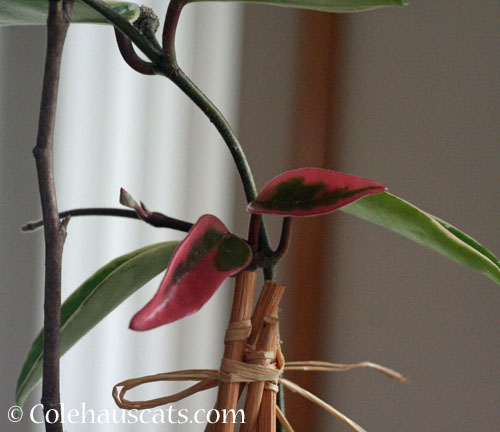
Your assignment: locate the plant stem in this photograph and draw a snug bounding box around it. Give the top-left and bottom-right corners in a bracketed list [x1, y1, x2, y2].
[248, 214, 262, 252]
[133, 5, 161, 50]
[166, 64, 275, 261]
[114, 29, 156, 75]
[22, 208, 193, 232]
[167, 66, 259, 204]
[80, 0, 275, 258]
[159, 0, 273, 257]
[276, 385, 285, 432]
[162, 0, 185, 63]
[274, 217, 293, 259]
[34, 1, 73, 430]
[80, 0, 162, 63]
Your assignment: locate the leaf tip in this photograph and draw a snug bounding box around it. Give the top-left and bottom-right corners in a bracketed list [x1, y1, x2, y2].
[120, 188, 136, 208]
[129, 313, 150, 331]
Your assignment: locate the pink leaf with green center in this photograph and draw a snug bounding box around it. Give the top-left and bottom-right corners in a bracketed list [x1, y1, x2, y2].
[130, 214, 252, 331]
[248, 168, 386, 217]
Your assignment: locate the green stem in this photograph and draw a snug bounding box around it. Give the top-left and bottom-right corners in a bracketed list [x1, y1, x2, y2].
[80, 0, 275, 257]
[277, 383, 285, 432]
[273, 217, 293, 259]
[164, 62, 276, 257]
[167, 66, 258, 205]
[80, 0, 162, 63]
[159, 0, 273, 256]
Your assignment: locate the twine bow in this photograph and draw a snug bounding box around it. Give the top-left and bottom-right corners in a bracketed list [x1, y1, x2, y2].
[114, 291, 406, 432]
[113, 350, 405, 432]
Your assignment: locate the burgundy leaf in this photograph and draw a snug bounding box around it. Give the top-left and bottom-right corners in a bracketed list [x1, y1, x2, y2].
[248, 168, 386, 217]
[130, 214, 252, 331]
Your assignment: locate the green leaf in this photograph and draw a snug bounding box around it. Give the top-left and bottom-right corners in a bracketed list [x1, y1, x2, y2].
[0, 1, 139, 26]
[15, 241, 179, 407]
[189, 0, 408, 13]
[341, 192, 500, 285]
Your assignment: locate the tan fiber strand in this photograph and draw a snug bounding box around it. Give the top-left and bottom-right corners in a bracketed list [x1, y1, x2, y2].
[280, 378, 368, 432]
[276, 406, 294, 432]
[264, 381, 279, 393]
[224, 319, 252, 343]
[219, 357, 280, 384]
[245, 349, 275, 364]
[112, 369, 219, 410]
[112, 359, 404, 407]
[285, 360, 406, 382]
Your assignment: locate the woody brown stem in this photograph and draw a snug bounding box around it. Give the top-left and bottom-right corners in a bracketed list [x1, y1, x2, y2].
[34, 1, 74, 430]
[22, 207, 193, 232]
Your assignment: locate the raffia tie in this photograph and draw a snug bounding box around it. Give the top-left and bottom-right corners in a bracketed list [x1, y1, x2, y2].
[113, 319, 405, 432]
[224, 319, 252, 343]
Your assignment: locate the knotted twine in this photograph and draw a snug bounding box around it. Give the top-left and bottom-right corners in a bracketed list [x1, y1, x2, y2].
[113, 318, 405, 432]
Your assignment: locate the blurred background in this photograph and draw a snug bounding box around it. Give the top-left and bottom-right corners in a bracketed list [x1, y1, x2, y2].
[1, 1, 499, 430]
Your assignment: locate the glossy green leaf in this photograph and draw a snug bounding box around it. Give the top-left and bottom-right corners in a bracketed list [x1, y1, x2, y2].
[0, 1, 139, 26]
[16, 241, 179, 407]
[342, 192, 500, 285]
[430, 215, 500, 268]
[189, 0, 408, 13]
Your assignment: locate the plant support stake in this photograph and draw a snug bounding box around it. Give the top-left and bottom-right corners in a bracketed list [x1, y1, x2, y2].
[33, 1, 73, 430]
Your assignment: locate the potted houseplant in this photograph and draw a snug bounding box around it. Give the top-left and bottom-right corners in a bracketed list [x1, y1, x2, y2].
[2, 0, 498, 430]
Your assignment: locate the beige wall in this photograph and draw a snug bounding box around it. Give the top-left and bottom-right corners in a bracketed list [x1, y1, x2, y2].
[325, 3, 500, 431]
[238, 2, 500, 430]
[0, 26, 46, 431]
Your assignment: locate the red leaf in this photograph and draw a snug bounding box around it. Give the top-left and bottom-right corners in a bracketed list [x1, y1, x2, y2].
[248, 168, 386, 217]
[130, 214, 252, 331]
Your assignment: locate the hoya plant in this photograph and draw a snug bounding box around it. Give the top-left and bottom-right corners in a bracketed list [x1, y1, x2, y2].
[3, 0, 498, 431]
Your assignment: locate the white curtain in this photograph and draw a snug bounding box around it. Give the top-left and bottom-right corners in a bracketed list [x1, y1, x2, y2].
[0, 2, 243, 431]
